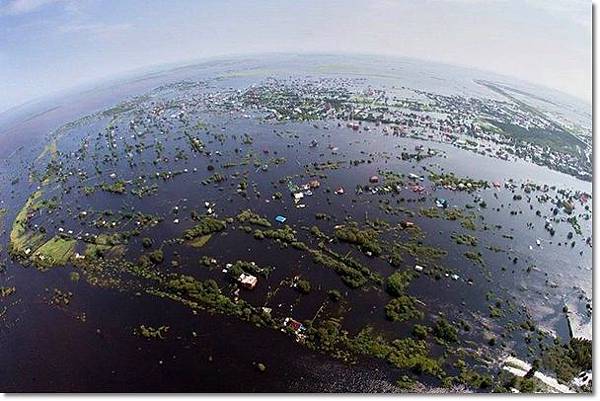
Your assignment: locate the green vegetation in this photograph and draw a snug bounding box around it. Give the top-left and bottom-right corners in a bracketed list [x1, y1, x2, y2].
[452, 359, 493, 390]
[464, 251, 485, 267]
[148, 249, 164, 264]
[9, 191, 45, 256]
[296, 278, 311, 294]
[492, 120, 582, 157]
[452, 233, 478, 247]
[228, 260, 273, 278]
[428, 172, 488, 192]
[334, 223, 382, 255]
[186, 133, 205, 152]
[388, 246, 404, 267]
[542, 338, 592, 383]
[49, 288, 72, 306]
[309, 225, 328, 240]
[31, 236, 76, 268]
[385, 296, 423, 322]
[412, 324, 429, 340]
[188, 234, 213, 248]
[386, 338, 444, 377]
[100, 180, 127, 194]
[0, 286, 16, 297]
[379, 170, 404, 187]
[260, 225, 297, 243]
[135, 325, 170, 339]
[420, 207, 478, 231]
[393, 241, 447, 264]
[567, 216, 582, 235]
[327, 289, 343, 302]
[241, 221, 381, 288]
[307, 323, 445, 379]
[161, 274, 274, 327]
[420, 207, 441, 219]
[310, 247, 382, 288]
[433, 317, 458, 344]
[82, 234, 126, 260]
[183, 217, 226, 240]
[236, 209, 272, 227]
[4, 74, 589, 393]
[386, 270, 417, 297]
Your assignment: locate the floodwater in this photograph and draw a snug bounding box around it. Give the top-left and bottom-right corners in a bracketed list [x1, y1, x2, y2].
[0, 54, 591, 392]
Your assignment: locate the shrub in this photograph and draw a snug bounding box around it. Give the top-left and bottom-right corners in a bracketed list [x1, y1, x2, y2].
[386, 270, 416, 297]
[385, 296, 424, 322]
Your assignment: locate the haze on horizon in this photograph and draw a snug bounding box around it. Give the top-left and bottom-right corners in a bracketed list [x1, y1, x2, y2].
[0, 0, 591, 113]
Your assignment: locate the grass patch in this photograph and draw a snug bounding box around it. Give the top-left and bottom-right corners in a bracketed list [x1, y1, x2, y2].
[188, 234, 213, 248]
[32, 236, 76, 268]
[9, 191, 46, 256]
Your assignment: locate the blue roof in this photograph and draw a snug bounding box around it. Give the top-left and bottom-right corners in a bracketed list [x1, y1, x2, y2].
[275, 215, 287, 223]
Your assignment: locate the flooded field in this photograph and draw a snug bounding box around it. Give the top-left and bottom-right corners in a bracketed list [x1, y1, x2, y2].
[0, 55, 592, 392]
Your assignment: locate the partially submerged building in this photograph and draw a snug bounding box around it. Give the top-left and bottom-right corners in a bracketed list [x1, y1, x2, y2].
[238, 273, 258, 290]
[283, 317, 307, 341]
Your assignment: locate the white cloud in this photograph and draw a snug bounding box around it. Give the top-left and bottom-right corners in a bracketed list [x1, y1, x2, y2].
[525, 0, 591, 29]
[59, 22, 132, 37]
[0, 0, 63, 15]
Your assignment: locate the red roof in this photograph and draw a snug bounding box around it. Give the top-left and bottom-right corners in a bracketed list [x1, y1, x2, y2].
[287, 319, 303, 331]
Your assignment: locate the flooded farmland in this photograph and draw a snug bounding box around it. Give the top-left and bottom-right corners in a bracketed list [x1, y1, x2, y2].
[0, 54, 592, 392]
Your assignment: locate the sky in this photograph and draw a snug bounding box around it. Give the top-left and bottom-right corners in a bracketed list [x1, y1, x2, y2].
[0, 0, 592, 112]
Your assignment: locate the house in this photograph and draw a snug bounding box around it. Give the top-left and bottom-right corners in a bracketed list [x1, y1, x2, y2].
[286, 319, 304, 332]
[369, 175, 379, 184]
[284, 317, 306, 340]
[308, 179, 320, 189]
[275, 215, 287, 224]
[411, 184, 425, 193]
[238, 273, 258, 290]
